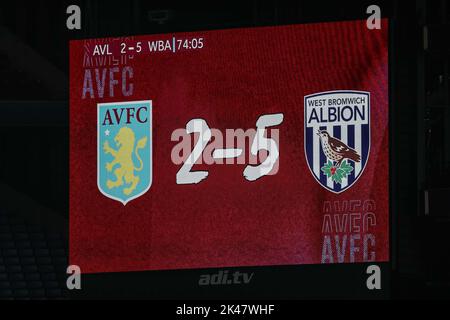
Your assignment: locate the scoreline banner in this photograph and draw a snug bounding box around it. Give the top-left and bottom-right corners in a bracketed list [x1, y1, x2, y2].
[70, 20, 389, 273]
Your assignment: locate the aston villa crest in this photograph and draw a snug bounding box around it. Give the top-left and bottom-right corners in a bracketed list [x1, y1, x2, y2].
[304, 91, 370, 193]
[97, 100, 152, 205]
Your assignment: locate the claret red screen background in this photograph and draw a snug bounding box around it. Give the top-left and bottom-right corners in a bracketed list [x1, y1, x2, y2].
[70, 19, 389, 273]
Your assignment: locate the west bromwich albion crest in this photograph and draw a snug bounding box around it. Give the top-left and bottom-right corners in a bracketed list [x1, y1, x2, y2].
[304, 91, 370, 193]
[98, 100, 152, 205]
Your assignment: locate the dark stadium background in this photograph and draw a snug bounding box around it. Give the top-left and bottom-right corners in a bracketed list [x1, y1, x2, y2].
[0, 0, 449, 299]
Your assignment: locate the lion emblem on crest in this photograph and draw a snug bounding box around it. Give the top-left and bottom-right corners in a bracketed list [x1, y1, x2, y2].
[103, 127, 148, 196]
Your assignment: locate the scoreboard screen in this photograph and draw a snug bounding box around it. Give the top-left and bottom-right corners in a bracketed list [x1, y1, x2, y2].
[70, 19, 389, 273]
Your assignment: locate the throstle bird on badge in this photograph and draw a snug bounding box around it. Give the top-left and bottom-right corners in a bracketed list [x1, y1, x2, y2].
[316, 130, 361, 167]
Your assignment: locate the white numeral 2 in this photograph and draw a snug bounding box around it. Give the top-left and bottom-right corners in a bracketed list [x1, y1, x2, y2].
[176, 119, 211, 184]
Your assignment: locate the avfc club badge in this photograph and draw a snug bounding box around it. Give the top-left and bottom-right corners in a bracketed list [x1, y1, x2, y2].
[98, 100, 152, 205]
[304, 91, 370, 193]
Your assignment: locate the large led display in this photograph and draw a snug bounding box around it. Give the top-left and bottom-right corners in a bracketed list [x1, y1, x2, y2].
[70, 19, 389, 273]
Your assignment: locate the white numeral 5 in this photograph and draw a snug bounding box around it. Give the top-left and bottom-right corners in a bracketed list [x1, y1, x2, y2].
[243, 113, 284, 181]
